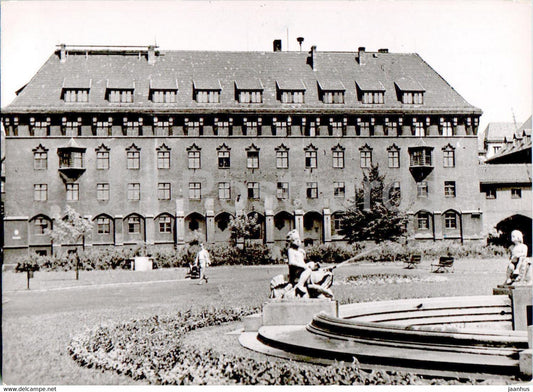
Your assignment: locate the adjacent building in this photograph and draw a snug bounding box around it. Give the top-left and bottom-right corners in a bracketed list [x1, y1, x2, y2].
[1, 43, 484, 261]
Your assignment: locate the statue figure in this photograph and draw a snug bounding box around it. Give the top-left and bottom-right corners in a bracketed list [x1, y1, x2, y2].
[504, 230, 530, 285]
[270, 229, 334, 299]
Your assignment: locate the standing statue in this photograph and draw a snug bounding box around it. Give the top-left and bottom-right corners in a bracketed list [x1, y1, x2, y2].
[270, 230, 334, 299]
[504, 230, 530, 285]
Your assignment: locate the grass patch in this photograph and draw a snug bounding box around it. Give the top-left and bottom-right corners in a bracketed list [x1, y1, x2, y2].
[341, 273, 447, 286]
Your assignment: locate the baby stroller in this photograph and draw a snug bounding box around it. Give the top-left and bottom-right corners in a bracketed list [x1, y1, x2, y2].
[186, 263, 201, 279]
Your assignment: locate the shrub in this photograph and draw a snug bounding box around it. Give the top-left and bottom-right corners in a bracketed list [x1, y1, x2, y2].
[67, 307, 476, 385]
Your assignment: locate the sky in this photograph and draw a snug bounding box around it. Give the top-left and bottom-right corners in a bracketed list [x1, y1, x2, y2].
[1, 0, 531, 133]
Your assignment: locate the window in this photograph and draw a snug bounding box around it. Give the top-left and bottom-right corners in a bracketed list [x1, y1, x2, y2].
[330, 121, 344, 136]
[96, 150, 109, 170]
[417, 182, 428, 198]
[332, 213, 343, 234]
[305, 145, 318, 169]
[485, 188, 497, 199]
[189, 182, 201, 200]
[444, 212, 458, 229]
[187, 145, 201, 169]
[248, 182, 260, 200]
[66, 183, 79, 201]
[34, 218, 49, 235]
[410, 147, 433, 166]
[97, 217, 111, 234]
[158, 183, 171, 200]
[95, 120, 111, 136]
[34, 184, 47, 201]
[238, 90, 262, 103]
[511, 188, 522, 199]
[151, 90, 177, 103]
[362, 91, 384, 104]
[305, 121, 317, 137]
[126, 145, 140, 169]
[33, 147, 48, 170]
[218, 182, 231, 200]
[334, 182, 345, 198]
[273, 120, 288, 136]
[63, 120, 80, 136]
[246, 145, 260, 169]
[97, 183, 110, 201]
[59, 151, 84, 168]
[385, 120, 398, 135]
[306, 182, 318, 199]
[217, 144, 231, 168]
[276, 148, 289, 169]
[186, 119, 203, 135]
[62, 88, 89, 103]
[444, 181, 456, 198]
[388, 145, 400, 168]
[332, 146, 345, 169]
[413, 121, 425, 137]
[321, 91, 345, 104]
[157, 150, 170, 169]
[417, 212, 430, 230]
[31, 119, 50, 137]
[124, 120, 140, 136]
[440, 120, 453, 136]
[159, 216, 172, 233]
[280, 90, 304, 103]
[195, 90, 220, 103]
[127, 183, 140, 201]
[360, 145, 372, 168]
[215, 120, 231, 135]
[442, 146, 455, 168]
[401, 91, 424, 104]
[128, 216, 141, 234]
[358, 121, 371, 135]
[107, 89, 133, 103]
[244, 119, 260, 135]
[277, 182, 289, 200]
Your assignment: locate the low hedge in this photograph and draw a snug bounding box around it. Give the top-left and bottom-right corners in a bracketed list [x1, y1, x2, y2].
[67, 307, 480, 385]
[16, 241, 506, 272]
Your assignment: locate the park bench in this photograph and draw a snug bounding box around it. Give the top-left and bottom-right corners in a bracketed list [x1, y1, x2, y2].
[405, 254, 422, 269]
[431, 256, 454, 273]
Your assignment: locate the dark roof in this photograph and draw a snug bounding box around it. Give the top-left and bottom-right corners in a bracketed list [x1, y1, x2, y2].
[483, 122, 517, 142]
[3, 48, 482, 114]
[479, 163, 532, 184]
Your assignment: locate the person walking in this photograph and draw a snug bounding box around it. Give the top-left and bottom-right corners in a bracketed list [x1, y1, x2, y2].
[195, 243, 211, 284]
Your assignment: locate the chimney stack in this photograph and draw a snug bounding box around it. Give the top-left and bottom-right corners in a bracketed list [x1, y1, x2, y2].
[147, 45, 157, 65]
[357, 46, 366, 65]
[273, 39, 282, 52]
[59, 44, 67, 63]
[309, 45, 317, 71]
[378, 48, 389, 53]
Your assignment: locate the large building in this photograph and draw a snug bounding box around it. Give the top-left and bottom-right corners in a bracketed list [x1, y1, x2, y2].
[1, 43, 484, 261]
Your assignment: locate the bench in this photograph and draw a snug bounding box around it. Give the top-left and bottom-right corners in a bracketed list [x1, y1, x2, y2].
[431, 256, 454, 273]
[405, 254, 422, 269]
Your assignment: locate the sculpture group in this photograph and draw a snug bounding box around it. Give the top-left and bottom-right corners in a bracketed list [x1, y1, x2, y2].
[270, 230, 335, 299]
[504, 230, 531, 286]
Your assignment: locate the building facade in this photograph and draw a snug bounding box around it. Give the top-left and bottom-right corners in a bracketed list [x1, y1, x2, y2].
[2, 44, 483, 261]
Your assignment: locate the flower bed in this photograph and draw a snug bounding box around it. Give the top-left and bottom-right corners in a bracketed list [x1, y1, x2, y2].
[68, 307, 482, 385]
[341, 274, 447, 286]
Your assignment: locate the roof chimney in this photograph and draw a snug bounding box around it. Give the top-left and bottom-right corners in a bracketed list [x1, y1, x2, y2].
[357, 46, 366, 65]
[147, 45, 157, 65]
[59, 44, 67, 63]
[378, 48, 389, 53]
[308, 45, 317, 71]
[273, 39, 282, 52]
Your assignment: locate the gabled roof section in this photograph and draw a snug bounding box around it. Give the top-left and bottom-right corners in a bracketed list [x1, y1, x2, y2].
[483, 122, 516, 142]
[3, 48, 481, 114]
[317, 79, 345, 91]
[355, 78, 385, 92]
[395, 77, 425, 92]
[150, 79, 178, 90]
[235, 79, 263, 90]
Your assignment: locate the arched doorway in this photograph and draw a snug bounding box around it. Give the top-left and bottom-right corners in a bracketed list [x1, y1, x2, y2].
[490, 214, 532, 256]
[185, 212, 206, 244]
[215, 212, 233, 243]
[247, 211, 264, 241]
[273, 211, 294, 242]
[303, 211, 322, 246]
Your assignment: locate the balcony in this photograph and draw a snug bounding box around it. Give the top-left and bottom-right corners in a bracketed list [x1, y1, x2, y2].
[57, 139, 86, 182]
[408, 147, 434, 182]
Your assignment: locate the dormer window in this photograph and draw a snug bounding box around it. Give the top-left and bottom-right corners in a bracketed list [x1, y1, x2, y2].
[318, 80, 345, 104]
[193, 79, 221, 103]
[61, 78, 91, 102]
[395, 78, 425, 105]
[356, 80, 385, 104]
[235, 80, 263, 103]
[149, 79, 178, 103]
[276, 80, 305, 103]
[106, 79, 135, 103]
